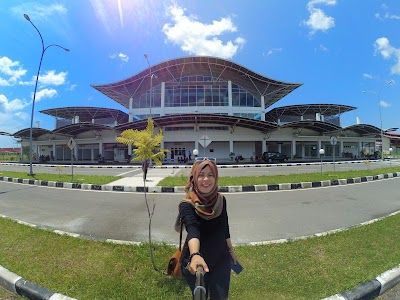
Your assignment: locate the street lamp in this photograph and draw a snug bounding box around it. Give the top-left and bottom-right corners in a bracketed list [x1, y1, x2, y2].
[144, 54, 157, 118]
[193, 149, 199, 159]
[362, 80, 393, 162]
[389, 147, 393, 167]
[319, 148, 325, 175]
[24, 14, 69, 175]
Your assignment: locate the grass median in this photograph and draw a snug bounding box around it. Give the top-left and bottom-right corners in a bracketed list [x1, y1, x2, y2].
[1, 166, 400, 187]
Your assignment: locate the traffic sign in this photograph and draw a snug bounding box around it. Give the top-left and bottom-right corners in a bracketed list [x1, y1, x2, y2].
[67, 138, 77, 150]
[198, 135, 212, 148]
[330, 136, 338, 146]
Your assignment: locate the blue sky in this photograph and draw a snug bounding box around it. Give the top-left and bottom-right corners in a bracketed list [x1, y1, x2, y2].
[1, 0, 400, 148]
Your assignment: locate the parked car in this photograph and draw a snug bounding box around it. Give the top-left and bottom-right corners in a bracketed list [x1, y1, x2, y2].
[262, 151, 288, 163]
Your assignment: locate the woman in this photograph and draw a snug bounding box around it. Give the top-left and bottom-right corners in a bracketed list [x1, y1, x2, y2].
[179, 158, 238, 299]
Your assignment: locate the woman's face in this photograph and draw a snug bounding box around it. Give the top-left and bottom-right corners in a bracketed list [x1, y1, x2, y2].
[196, 165, 216, 194]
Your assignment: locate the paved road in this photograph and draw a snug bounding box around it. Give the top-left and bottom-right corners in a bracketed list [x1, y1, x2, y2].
[1, 159, 398, 178]
[0, 177, 399, 244]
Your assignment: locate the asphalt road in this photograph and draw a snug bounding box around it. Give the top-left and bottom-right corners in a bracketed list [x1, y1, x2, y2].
[0, 177, 399, 244]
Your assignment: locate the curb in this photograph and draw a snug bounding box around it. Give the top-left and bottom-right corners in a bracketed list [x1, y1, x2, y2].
[0, 265, 77, 299]
[322, 264, 400, 300]
[0, 159, 380, 169]
[0, 172, 399, 193]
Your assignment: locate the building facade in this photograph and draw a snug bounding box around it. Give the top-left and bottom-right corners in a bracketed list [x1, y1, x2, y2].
[7, 56, 397, 162]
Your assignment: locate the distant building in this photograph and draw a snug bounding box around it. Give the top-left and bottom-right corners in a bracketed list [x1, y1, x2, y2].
[0, 148, 21, 156]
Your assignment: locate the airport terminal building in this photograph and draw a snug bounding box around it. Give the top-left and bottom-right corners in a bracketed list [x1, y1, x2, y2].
[7, 56, 396, 163]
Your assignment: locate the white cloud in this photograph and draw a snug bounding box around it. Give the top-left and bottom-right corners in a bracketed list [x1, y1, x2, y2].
[374, 37, 400, 75]
[0, 94, 30, 112]
[33, 89, 58, 102]
[304, 0, 336, 35]
[89, 0, 119, 33]
[0, 56, 27, 86]
[38, 70, 68, 86]
[11, 3, 67, 21]
[67, 84, 77, 91]
[263, 48, 283, 57]
[162, 3, 245, 59]
[362, 73, 374, 79]
[319, 44, 328, 52]
[380, 100, 391, 108]
[110, 53, 129, 63]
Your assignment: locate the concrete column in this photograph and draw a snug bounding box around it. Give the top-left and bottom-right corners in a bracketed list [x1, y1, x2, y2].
[229, 139, 234, 153]
[302, 144, 305, 158]
[359, 141, 362, 156]
[278, 144, 282, 152]
[128, 98, 133, 122]
[74, 145, 78, 160]
[318, 140, 322, 153]
[262, 139, 267, 154]
[228, 80, 233, 116]
[128, 144, 132, 155]
[340, 140, 344, 157]
[91, 147, 94, 161]
[161, 82, 165, 116]
[53, 143, 56, 160]
[99, 141, 103, 156]
[260, 96, 265, 121]
[292, 140, 296, 158]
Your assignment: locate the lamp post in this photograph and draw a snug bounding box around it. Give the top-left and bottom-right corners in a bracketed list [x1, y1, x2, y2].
[193, 149, 199, 159]
[319, 148, 325, 175]
[389, 147, 393, 167]
[24, 14, 69, 176]
[362, 80, 393, 162]
[144, 54, 157, 118]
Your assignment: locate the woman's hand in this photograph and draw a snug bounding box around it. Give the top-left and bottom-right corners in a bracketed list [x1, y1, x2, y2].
[229, 247, 239, 265]
[188, 254, 209, 275]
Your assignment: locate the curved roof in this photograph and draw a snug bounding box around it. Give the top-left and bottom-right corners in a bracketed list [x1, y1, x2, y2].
[115, 114, 278, 133]
[0, 131, 12, 136]
[280, 120, 341, 133]
[53, 123, 113, 136]
[265, 104, 356, 123]
[40, 107, 129, 123]
[13, 128, 54, 139]
[342, 124, 381, 136]
[92, 56, 302, 109]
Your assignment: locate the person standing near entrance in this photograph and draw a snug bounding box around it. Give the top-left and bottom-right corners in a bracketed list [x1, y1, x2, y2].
[179, 158, 239, 299]
[188, 151, 192, 161]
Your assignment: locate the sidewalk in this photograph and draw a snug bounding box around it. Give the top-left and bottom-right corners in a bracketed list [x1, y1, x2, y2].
[104, 167, 181, 187]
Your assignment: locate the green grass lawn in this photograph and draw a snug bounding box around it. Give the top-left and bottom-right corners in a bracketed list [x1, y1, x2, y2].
[0, 170, 121, 185]
[1, 166, 399, 187]
[0, 212, 399, 299]
[158, 166, 400, 186]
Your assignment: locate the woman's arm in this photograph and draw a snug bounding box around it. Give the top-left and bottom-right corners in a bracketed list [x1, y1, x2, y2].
[187, 238, 209, 274]
[226, 238, 239, 264]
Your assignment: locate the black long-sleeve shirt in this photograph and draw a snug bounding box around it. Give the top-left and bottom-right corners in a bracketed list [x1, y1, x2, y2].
[179, 196, 231, 269]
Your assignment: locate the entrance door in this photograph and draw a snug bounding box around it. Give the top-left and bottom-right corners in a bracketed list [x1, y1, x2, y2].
[114, 148, 125, 161]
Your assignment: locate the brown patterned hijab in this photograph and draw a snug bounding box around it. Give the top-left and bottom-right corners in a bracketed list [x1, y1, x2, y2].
[182, 159, 223, 220]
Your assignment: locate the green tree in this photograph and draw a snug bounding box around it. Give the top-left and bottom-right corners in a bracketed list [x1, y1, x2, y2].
[116, 118, 169, 272]
[116, 118, 168, 165]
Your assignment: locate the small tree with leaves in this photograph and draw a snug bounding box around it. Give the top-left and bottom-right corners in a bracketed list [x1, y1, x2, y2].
[116, 118, 169, 271]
